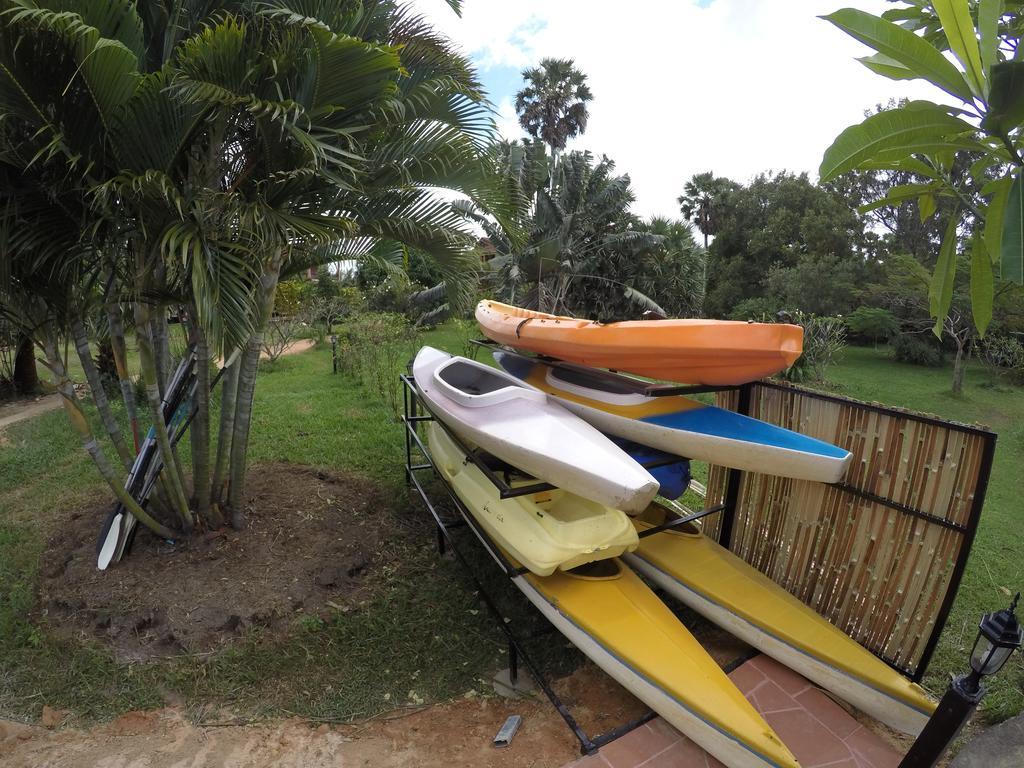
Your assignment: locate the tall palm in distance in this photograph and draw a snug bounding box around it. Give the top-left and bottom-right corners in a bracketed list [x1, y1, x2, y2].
[677, 173, 739, 314]
[515, 58, 592, 310]
[515, 58, 593, 178]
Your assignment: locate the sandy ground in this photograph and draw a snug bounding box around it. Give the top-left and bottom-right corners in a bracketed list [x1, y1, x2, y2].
[0, 696, 588, 768]
[0, 339, 317, 433]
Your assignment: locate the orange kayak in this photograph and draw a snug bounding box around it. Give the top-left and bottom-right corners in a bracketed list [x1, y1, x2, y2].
[475, 301, 804, 385]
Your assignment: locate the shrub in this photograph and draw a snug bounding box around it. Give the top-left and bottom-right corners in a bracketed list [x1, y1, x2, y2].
[845, 307, 898, 344]
[728, 296, 783, 321]
[261, 315, 307, 364]
[778, 313, 847, 383]
[274, 279, 309, 315]
[336, 313, 420, 417]
[980, 335, 1024, 385]
[891, 333, 944, 367]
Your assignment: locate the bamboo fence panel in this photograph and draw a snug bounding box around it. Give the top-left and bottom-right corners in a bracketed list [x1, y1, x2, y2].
[698, 381, 993, 677]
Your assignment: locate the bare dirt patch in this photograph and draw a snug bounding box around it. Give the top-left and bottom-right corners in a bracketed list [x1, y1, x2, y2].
[37, 463, 390, 662]
[0, 662, 647, 768]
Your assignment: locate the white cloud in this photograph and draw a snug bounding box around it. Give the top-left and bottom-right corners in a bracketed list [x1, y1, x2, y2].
[417, 0, 942, 219]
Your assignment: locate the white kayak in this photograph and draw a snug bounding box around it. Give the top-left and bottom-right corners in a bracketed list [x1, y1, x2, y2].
[495, 351, 852, 484]
[412, 346, 659, 513]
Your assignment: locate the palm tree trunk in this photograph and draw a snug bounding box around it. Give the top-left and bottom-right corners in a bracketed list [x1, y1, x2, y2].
[13, 334, 38, 394]
[701, 231, 708, 315]
[211, 353, 239, 507]
[104, 298, 140, 450]
[189, 319, 218, 526]
[151, 309, 171, 399]
[71, 317, 133, 469]
[227, 258, 282, 516]
[42, 334, 178, 540]
[134, 301, 194, 531]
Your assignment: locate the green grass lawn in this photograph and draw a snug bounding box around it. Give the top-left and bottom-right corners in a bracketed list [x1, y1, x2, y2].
[1, 329, 1022, 728]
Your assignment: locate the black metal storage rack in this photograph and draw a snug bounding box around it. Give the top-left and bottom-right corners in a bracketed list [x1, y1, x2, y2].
[400, 373, 731, 755]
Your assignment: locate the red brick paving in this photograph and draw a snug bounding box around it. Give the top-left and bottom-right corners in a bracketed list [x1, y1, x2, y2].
[562, 655, 901, 768]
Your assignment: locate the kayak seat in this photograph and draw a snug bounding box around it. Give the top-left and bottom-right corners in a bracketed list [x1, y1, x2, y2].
[438, 361, 523, 396]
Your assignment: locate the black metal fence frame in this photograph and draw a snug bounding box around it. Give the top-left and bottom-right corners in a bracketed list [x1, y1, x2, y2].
[721, 380, 997, 681]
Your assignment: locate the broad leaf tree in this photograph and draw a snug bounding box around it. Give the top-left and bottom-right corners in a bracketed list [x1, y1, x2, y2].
[820, 0, 1024, 336]
[704, 171, 875, 317]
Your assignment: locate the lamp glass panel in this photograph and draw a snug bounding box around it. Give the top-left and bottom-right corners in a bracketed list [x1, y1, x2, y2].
[981, 645, 1015, 675]
[971, 637, 993, 674]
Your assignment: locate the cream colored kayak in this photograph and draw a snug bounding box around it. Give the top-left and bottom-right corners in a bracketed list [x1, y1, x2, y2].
[413, 346, 658, 513]
[427, 422, 637, 575]
[429, 426, 800, 768]
[625, 504, 937, 735]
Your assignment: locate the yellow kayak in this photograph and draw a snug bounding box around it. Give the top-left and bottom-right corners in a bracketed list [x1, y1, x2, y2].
[625, 505, 937, 735]
[521, 562, 800, 768]
[427, 424, 800, 768]
[427, 422, 637, 575]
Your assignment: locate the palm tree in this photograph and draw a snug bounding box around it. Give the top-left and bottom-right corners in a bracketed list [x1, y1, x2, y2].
[0, 0, 512, 545]
[515, 59, 593, 172]
[677, 173, 739, 250]
[677, 173, 739, 311]
[641, 217, 706, 317]
[466, 146, 668, 319]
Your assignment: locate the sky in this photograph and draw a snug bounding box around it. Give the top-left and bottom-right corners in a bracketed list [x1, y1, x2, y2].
[417, 0, 942, 220]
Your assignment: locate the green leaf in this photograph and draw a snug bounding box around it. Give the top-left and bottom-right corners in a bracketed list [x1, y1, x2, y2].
[822, 9, 975, 102]
[858, 53, 917, 81]
[819, 101, 976, 181]
[981, 61, 1024, 134]
[920, 192, 938, 221]
[857, 182, 935, 213]
[930, 211, 960, 336]
[984, 174, 1012, 261]
[1000, 171, 1024, 282]
[932, 0, 985, 97]
[855, 157, 939, 177]
[979, 0, 1003, 75]
[971, 236, 994, 336]
[969, 152, 1005, 182]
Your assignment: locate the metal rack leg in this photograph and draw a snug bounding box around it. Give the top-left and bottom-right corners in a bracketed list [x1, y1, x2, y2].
[400, 376, 655, 757]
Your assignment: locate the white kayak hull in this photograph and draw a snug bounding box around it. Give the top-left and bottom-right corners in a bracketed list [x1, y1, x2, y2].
[412, 347, 658, 513]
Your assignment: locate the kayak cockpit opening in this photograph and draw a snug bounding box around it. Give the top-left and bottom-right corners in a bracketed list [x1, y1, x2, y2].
[433, 357, 546, 408]
[437, 360, 519, 395]
[565, 558, 622, 579]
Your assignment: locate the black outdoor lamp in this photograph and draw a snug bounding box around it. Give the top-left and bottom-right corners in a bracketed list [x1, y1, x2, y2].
[900, 593, 1022, 768]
